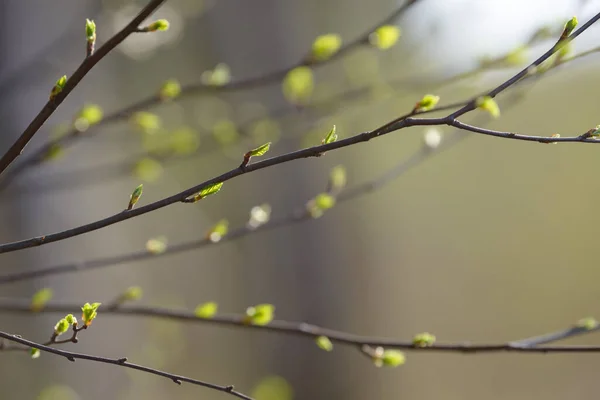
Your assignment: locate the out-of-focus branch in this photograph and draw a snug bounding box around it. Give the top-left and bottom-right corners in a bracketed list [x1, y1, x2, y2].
[0, 0, 168, 177]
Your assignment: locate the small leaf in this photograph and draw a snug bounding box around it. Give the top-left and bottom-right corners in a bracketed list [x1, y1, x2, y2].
[127, 184, 144, 210]
[315, 336, 333, 352]
[145, 19, 170, 32]
[65, 314, 76, 325]
[30, 348, 41, 359]
[31, 288, 53, 312]
[322, 125, 337, 145]
[412, 332, 436, 347]
[245, 304, 275, 326]
[562, 16, 578, 38]
[85, 19, 96, 42]
[315, 193, 336, 210]
[208, 219, 229, 243]
[194, 302, 218, 319]
[369, 25, 401, 50]
[381, 350, 406, 367]
[282, 66, 314, 105]
[249, 142, 271, 157]
[476, 96, 500, 118]
[414, 94, 440, 112]
[146, 236, 168, 254]
[159, 79, 181, 100]
[576, 317, 598, 330]
[81, 302, 101, 326]
[49, 75, 67, 100]
[311, 34, 342, 62]
[54, 318, 70, 336]
[192, 182, 224, 202]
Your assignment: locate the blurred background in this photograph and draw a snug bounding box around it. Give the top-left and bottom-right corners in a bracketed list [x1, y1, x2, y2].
[1, 0, 600, 399]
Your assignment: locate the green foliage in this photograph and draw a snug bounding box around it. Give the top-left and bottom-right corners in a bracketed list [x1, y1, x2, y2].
[192, 182, 224, 202]
[208, 219, 229, 243]
[245, 304, 275, 326]
[372, 347, 406, 367]
[54, 318, 70, 336]
[322, 125, 337, 145]
[315, 336, 333, 351]
[85, 19, 96, 42]
[146, 236, 168, 254]
[30, 348, 41, 359]
[562, 16, 578, 38]
[81, 302, 101, 326]
[369, 25, 401, 50]
[476, 96, 500, 118]
[249, 142, 272, 157]
[311, 34, 342, 61]
[413, 332, 436, 347]
[282, 66, 314, 104]
[315, 193, 336, 210]
[145, 19, 170, 32]
[49, 75, 67, 100]
[65, 314, 76, 325]
[194, 302, 218, 319]
[414, 94, 440, 112]
[31, 288, 53, 312]
[159, 79, 181, 100]
[127, 184, 144, 210]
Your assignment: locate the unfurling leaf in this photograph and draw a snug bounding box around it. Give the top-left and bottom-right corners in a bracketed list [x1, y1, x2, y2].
[245, 304, 275, 326]
[311, 34, 342, 62]
[414, 94, 440, 112]
[54, 318, 70, 336]
[191, 182, 224, 202]
[322, 125, 337, 145]
[561, 16, 578, 39]
[146, 236, 168, 254]
[282, 66, 314, 104]
[31, 288, 53, 312]
[127, 184, 144, 210]
[476, 96, 500, 118]
[85, 19, 96, 41]
[194, 302, 218, 319]
[81, 302, 101, 326]
[144, 19, 170, 32]
[30, 348, 41, 359]
[369, 25, 401, 50]
[413, 332, 436, 347]
[208, 219, 229, 243]
[315, 336, 333, 352]
[49, 75, 67, 100]
[65, 314, 76, 325]
[241, 142, 272, 167]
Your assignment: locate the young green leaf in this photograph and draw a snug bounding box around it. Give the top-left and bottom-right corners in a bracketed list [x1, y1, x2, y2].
[381, 350, 406, 367]
[245, 304, 275, 326]
[30, 348, 41, 359]
[476, 96, 500, 118]
[562, 16, 578, 39]
[322, 125, 337, 145]
[315, 336, 333, 352]
[315, 193, 336, 210]
[81, 302, 101, 326]
[191, 182, 224, 202]
[54, 318, 70, 336]
[127, 184, 144, 210]
[85, 19, 96, 41]
[194, 302, 218, 319]
[369, 25, 401, 50]
[414, 94, 440, 112]
[143, 19, 170, 32]
[65, 314, 76, 325]
[31, 288, 53, 312]
[412, 332, 436, 347]
[241, 142, 272, 168]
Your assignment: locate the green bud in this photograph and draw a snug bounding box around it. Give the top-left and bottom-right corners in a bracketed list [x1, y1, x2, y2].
[85, 19, 96, 42]
[30, 348, 41, 359]
[311, 34, 342, 62]
[413, 332, 436, 347]
[369, 25, 401, 50]
[132, 112, 161, 135]
[194, 302, 218, 319]
[476, 96, 500, 118]
[562, 16, 578, 38]
[65, 314, 76, 325]
[49, 75, 67, 100]
[54, 318, 70, 336]
[576, 317, 598, 330]
[245, 304, 275, 326]
[315, 193, 336, 210]
[414, 94, 440, 112]
[315, 336, 333, 351]
[145, 19, 170, 32]
[159, 79, 181, 100]
[127, 184, 144, 210]
[381, 350, 406, 367]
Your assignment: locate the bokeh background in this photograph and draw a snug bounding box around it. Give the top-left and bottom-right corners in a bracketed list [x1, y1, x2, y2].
[1, 0, 600, 399]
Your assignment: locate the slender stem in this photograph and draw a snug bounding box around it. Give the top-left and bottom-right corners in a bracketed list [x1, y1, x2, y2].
[0, 0, 167, 177]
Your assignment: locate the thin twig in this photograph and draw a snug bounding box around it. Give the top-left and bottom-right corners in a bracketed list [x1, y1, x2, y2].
[0, 0, 167, 177]
[0, 0, 422, 190]
[0, 330, 252, 399]
[0, 300, 598, 354]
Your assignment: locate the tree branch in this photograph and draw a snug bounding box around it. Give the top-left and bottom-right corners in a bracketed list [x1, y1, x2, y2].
[0, 329, 252, 399]
[0, 0, 167, 177]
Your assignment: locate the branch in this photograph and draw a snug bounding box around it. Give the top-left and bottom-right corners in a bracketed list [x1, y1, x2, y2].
[0, 12, 598, 255]
[0, 329, 252, 399]
[1, 300, 599, 354]
[0, 0, 168, 177]
[0, 0, 421, 190]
